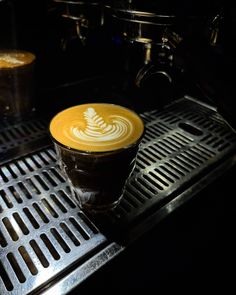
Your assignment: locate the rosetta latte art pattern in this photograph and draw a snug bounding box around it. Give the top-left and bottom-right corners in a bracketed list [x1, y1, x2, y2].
[69, 107, 133, 145]
[50, 103, 144, 152]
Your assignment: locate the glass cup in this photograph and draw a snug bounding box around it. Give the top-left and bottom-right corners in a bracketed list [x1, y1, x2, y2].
[49, 103, 145, 213]
[0, 49, 36, 119]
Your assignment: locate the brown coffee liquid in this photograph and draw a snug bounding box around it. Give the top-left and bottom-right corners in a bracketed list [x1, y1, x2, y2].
[0, 51, 35, 68]
[50, 103, 144, 152]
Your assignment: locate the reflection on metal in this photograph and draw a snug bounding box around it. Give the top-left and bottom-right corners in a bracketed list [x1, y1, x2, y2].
[1, 96, 236, 294]
[75, 19, 86, 45]
[106, 4, 179, 46]
[135, 63, 172, 87]
[162, 28, 183, 49]
[0, 147, 107, 294]
[108, 6, 182, 88]
[106, 5, 177, 26]
[53, 0, 104, 48]
[113, 96, 236, 224]
[0, 117, 49, 163]
[208, 12, 224, 46]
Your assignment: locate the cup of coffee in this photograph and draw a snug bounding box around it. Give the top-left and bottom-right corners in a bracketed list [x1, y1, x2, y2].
[0, 50, 36, 119]
[49, 103, 145, 213]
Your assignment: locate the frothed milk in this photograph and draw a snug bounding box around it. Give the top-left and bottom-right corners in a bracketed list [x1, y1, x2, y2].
[50, 103, 145, 213]
[0, 51, 35, 68]
[50, 103, 144, 152]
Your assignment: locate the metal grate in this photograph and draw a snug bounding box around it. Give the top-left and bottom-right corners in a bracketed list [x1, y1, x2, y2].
[112, 96, 236, 222]
[0, 118, 48, 155]
[0, 147, 107, 295]
[1, 96, 236, 294]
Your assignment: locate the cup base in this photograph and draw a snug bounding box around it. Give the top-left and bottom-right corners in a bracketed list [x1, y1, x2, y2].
[80, 199, 121, 214]
[71, 188, 123, 214]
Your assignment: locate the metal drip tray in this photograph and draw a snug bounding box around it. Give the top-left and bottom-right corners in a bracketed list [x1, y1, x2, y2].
[110, 96, 236, 225]
[0, 117, 49, 164]
[1, 96, 236, 294]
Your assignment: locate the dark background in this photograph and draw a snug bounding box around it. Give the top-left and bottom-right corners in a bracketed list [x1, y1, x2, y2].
[77, 165, 236, 293]
[1, 0, 236, 124]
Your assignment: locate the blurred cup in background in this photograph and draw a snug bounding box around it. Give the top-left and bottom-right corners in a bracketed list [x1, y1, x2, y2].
[0, 50, 36, 119]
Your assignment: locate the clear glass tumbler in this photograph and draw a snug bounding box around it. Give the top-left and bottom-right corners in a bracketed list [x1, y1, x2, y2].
[49, 103, 145, 213]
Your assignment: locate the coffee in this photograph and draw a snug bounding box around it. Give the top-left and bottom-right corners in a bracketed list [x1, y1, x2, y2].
[50, 103, 144, 152]
[0, 51, 35, 68]
[0, 50, 36, 118]
[50, 103, 145, 213]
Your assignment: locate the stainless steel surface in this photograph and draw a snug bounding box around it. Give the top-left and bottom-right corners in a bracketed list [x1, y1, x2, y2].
[0, 146, 107, 294]
[53, 0, 104, 47]
[135, 63, 172, 87]
[105, 4, 180, 46]
[1, 96, 236, 294]
[106, 6, 176, 26]
[0, 118, 48, 152]
[102, 96, 236, 226]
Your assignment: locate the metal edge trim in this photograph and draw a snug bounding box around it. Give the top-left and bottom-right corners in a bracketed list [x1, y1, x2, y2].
[40, 242, 124, 295]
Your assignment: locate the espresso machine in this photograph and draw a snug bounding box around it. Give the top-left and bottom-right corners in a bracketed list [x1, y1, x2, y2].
[0, 1, 236, 294]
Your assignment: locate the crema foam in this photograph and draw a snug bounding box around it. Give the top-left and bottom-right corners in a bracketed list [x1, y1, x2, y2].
[0, 51, 35, 69]
[50, 103, 144, 152]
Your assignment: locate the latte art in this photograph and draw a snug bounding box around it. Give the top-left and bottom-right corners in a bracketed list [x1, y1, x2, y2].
[50, 103, 144, 152]
[69, 107, 133, 145]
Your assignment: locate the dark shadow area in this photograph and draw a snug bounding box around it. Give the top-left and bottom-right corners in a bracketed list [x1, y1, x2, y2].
[71, 164, 236, 293]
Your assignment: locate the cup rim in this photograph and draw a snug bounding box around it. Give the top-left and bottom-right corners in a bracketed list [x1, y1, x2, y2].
[0, 49, 36, 69]
[49, 102, 145, 154]
[50, 131, 145, 155]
